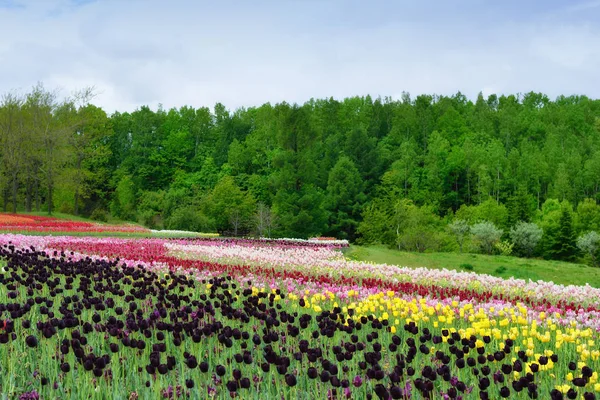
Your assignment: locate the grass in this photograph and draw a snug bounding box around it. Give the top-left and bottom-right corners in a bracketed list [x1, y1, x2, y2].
[345, 245, 600, 288]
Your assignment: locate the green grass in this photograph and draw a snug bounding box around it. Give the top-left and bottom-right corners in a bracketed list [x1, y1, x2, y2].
[345, 245, 600, 288]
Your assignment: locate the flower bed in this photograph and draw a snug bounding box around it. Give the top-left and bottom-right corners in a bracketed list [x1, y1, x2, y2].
[0, 233, 599, 399]
[0, 213, 149, 234]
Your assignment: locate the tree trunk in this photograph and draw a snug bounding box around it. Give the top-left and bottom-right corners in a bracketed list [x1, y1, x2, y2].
[47, 179, 53, 215]
[35, 186, 41, 211]
[2, 188, 8, 212]
[11, 174, 18, 214]
[74, 189, 79, 216]
[25, 179, 32, 212]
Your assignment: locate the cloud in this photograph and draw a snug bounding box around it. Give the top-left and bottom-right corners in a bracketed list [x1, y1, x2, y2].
[0, 0, 599, 113]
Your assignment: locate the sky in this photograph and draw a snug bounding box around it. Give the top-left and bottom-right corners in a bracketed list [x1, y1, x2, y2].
[0, 0, 599, 113]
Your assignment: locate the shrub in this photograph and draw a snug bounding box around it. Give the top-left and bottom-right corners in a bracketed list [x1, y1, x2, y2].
[494, 266, 507, 274]
[509, 221, 543, 258]
[460, 263, 474, 271]
[494, 240, 514, 256]
[89, 208, 108, 222]
[471, 221, 503, 254]
[448, 219, 470, 253]
[166, 206, 213, 233]
[577, 231, 600, 267]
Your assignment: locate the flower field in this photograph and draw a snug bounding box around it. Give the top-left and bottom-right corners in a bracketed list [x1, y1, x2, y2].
[0, 234, 599, 399]
[0, 214, 150, 234]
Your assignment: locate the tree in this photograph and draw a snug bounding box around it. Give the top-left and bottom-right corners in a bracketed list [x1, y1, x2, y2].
[448, 219, 470, 252]
[66, 104, 112, 215]
[396, 203, 443, 252]
[203, 175, 256, 234]
[575, 198, 600, 234]
[577, 231, 600, 267]
[380, 139, 419, 197]
[506, 188, 536, 226]
[324, 156, 365, 240]
[25, 83, 79, 215]
[473, 198, 508, 229]
[509, 221, 543, 257]
[471, 221, 503, 254]
[0, 92, 26, 213]
[110, 175, 137, 221]
[255, 202, 276, 238]
[356, 192, 397, 245]
[544, 204, 577, 261]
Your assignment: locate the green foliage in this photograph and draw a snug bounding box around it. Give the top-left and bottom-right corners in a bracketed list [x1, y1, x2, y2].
[325, 156, 365, 240]
[460, 263, 474, 271]
[358, 195, 444, 253]
[506, 189, 536, 226]
[136, 190, 165, 229]
[471, 221, 503, 254]
[356, 194, 397, 245]
[576, 231, 600, 267]
[454, 199, 508, 229]
[3, 86, 600, 262]
[89, 208, 108, 222]
[448, 219, 470, 252]
[166, 206, 213, 233]
[509, 221, 543, 258]
[543, 204, 577, 261]
[494, 265, 507, 274]
[202, 175, 256, 235]
[272, 185, 328, 239]
[575, 198, 600, 233]
[494, 240, 514, 256]
[110, 175, 137, 221]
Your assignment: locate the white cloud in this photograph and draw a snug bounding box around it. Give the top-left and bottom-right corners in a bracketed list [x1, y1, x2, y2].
[0, 0, 599, 113]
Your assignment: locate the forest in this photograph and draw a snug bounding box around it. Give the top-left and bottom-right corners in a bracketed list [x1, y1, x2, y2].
[2, 84, 600, 262]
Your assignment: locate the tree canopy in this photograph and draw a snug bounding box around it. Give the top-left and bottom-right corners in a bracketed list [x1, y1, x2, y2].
[2, 87, 600, 248]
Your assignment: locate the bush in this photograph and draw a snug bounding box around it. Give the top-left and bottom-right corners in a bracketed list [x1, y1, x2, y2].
[471, 221, 503, 254]
[397, 226, 439, 253]
[494, 240, 514, 256]
[494, 266, 507, 274]
[166, 206, 213, 233]
[89, 208, 108, 222]
[577, 231, 600, 267]
[448, 219, 470, 252]
[460, 263, 474, 271]
[509, 221, 543, 258]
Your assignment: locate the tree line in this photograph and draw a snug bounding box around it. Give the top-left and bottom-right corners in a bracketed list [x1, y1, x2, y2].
[1, 85, 600, 261]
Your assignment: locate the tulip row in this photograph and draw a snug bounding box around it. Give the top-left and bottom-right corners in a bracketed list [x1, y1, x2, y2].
[0, 213, 149, 234]
[2, 234, 600, 333]
[164, 240, 600, 313]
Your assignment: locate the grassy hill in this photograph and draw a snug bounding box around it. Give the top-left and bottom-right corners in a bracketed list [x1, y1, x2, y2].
[345, 245, 600, 288]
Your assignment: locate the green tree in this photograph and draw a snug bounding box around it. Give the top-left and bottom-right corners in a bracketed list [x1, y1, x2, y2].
[509, 221, 543, 257]
[110, 175, 137, 221]
[575, 198, 600, 234]
[506, 188, 536, 226]
[448, 219, 470, 252]
[577, 231, 600, 267]
[473, 198, 508, 229]
[324, 156, 365, 240]
[471, 221, 503, 254]
[544, 204, 577, 261]
[203, 175, 256, 234]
